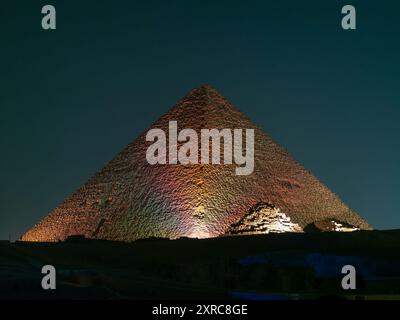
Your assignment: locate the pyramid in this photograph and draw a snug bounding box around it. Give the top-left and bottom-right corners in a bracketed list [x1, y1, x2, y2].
[22, 86, 371, 242]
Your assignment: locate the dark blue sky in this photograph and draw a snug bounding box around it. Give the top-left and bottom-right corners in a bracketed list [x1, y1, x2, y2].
[1, 0, 399, 240]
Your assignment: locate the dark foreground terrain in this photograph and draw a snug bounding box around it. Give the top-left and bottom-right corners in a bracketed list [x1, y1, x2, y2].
[1, 230, 400, 300]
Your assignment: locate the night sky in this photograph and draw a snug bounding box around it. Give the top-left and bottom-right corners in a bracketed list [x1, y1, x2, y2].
[1, 0, 399, 240]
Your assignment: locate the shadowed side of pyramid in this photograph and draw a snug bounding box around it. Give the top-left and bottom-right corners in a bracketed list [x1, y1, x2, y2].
[21, 86, 371, 242]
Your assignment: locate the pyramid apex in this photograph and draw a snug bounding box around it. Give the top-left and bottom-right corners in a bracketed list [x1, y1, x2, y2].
[194, 84, 218, 91]
[179, 85, 230, 110]
[186, 85, 221, 97]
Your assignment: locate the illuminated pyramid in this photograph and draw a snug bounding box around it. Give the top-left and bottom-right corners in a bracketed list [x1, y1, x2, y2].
[22, 86, 371, 242]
